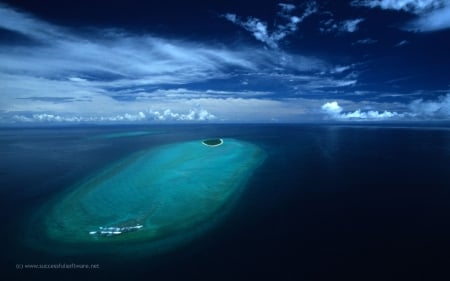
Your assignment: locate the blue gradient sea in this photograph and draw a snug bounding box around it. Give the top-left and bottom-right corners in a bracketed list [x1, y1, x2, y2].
[1, 124, 450, 281]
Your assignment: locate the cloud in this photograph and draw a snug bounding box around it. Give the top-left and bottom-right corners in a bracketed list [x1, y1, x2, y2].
[343, 109, 400, 119]
[6, 98, 328, 123]
[321, 101, 402, 120]
[409, 94, 450, 117]
[351, 0, 450, 31]
[353, 38, 378, 45]
[405, 4, 450, 31]
[0, 3, 65, 39]
[68, 77, 88, 82]
[150, 108, 216, 121]
[278, 3, 296, 12]
[135, 88, 272, 100]
[308, 78, 357, 88]
[320, 18, 365, 34]
[331, 65, 352, 73]
[17, 112, 147, 123]
[341, 18, 365, 32]
[224, 14, 275, 48]
[0, 3, 256, 86]
[321, 94, 450, 121]
[321, 101, 343, 116]
[11, 108, 216, 123]
[0, 3, 362, 124]
[224, 1, 317, 49]
[351, 0, 444, 13]
[394, 40, 409, 47]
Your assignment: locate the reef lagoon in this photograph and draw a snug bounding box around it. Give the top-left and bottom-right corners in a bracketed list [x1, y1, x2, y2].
[2, 124, 450, 281]
[39, 138, 265, 253]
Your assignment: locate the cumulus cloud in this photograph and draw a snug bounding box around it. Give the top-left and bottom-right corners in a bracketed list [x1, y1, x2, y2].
[149, 108, 215, 121]
[16, 112, 127, 124]
[17, 112, 147, 123]
[321, 101, 343, 116]
[321, 101, 402, 120]
[409, 94, 450, 117]
[321, 94, 450, 121]
[351, 0, 450, 31]
[11, 108, 216, 123]
[224, 1, 317, 49]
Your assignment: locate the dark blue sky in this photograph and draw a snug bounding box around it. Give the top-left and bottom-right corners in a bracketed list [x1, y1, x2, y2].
[1, 0, 449, 123]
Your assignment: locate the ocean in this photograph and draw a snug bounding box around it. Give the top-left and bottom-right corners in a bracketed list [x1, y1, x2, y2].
[1, 124, 450, 281]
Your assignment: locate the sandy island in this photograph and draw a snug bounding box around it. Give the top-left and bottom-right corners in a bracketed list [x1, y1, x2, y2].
[202, 138, 224, 147]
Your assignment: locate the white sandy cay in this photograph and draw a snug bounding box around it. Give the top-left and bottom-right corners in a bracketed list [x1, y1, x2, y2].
[202, 138, 224, 147]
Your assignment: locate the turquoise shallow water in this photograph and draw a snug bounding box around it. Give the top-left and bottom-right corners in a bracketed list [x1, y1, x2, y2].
[40, 138, 265, 252]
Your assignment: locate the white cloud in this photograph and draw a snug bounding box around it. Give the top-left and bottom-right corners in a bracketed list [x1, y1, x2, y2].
[351, 0, 444, 13]
[345, 109, 400, 119]
[319, 19, 336, 33]
[224, 1, 317, 49]
[351, 0, 450, 31]
[353, 38, 378, 45]
[341, 18, 365, 32]
[192, 97, 326, 122]
[68, 77, 88, 82]
[32, 113, 80, 122]
[278, 3, 296, 12]
[224, 13, 237, 23]
[320, 18, 365, 34]
[307, 78, 357, 88]
[321, 101, 343, 116]
[10, 108, 216, 123]
[321, 94, 450, 121]
[331, 65, 352, 73]
[5, 98, 326, 123]
[134, 88, 272, 100]
[409, 94, 450, 117]
[405, 4, 450, 31]
[321, 101, 402, 120]
[0, 4, 256, 88]
[30, 112, 147, 122]
[394, 40, 409, 47]
[0, 3, 65, 39]
[0, 3, 363, 124]
[149, 108, 215, 121]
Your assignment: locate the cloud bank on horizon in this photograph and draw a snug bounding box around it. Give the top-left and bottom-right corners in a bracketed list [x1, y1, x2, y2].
[0, 0, 449, 124]
[321, 94, 450, 121]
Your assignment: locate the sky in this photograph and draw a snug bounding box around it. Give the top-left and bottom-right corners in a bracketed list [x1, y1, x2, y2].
[1, 0, 450, 124]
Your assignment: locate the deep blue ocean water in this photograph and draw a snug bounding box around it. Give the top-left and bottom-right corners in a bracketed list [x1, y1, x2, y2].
[1, 124, 450, 281]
